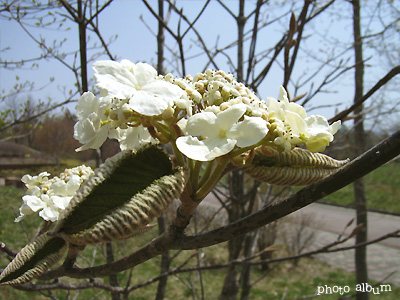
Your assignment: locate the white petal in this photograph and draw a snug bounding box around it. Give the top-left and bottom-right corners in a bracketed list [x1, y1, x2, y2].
[285, 110, 306, 134]
[39, 207, 59, 222]
[74, 115, 97, 144]
[305, 115, 335, 140]
[74, 118, 109, 151]
[203, 137, 236, 160]
[93, 60, 137, 99]
[287, 102, 307, 119]
[278, 86, 289, 103]
[142, 80, 184, 100]
[51, 181, 67, 196]
[186, 112, 218, 137]
[76, 92, 99, 119]
[15, 204, 34, 222]
[66, 175, 82, 195]
[114, 126, 156, 151]
[228, 116, 268, 147]
[129, 91, 170, 116]
[216, 104, 247, 131]
[176, 136, 212, 161]
[23, 195, 45, 212]
[52, 196, 72, 210]
[21, 174, 33, 185]
[176, 136, 235, 161]
[177, 118, 188, 134]
[132, 63, 157, 87]
[330, 120, 341, 135]
[28, 186, 42, 197]
[90, 125, 109, 148]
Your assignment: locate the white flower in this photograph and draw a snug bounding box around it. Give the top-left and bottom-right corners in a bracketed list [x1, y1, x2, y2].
[17, 194, 60, 222]
[51, 175, 81, 197]
[74, 92, 111, 151]
[267, 86, 341, 152]
[15, 166, 93, 222]
[176, 104, 268, 161]
[304, 116, 341, 152]
[93, 60, 185, 116]
[109, 126, 156, 151]
[21, 172, 50, 189]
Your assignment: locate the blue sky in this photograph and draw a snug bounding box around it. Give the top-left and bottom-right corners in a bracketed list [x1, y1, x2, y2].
[1, 0, 398, 129]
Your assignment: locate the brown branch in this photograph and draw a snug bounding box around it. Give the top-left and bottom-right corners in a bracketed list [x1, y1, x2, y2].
[178, 130, 400, 250]
[0, 242, 17, 259]
[8, 230, 399, 293]
[283, 1, 310, 90]
[329, 65, 400, 124]
[37, 130, 400, 281]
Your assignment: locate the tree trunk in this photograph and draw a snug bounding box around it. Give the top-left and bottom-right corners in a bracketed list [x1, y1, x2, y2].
[106, 242, 121, 300]
[155, 215, 170, 300]
[352, 1, 369, 299]
[155, 3, 170, 299]
[157, 0, 165, 75]
[239, 231, 258, 300]
[220, 170, 245, 300]
[77, 0, 88, 93]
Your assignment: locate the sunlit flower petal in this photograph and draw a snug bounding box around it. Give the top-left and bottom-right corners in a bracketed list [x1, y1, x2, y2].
[228, 116, 268, 147]
[177, 104, 268, 161]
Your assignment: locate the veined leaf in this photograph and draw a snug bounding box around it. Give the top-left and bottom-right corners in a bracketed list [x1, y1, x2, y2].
[242, 146, 348, 185]
[0, 145, 187, 285]
[0, 234, 66, 285]
[54, 145, 187, 245]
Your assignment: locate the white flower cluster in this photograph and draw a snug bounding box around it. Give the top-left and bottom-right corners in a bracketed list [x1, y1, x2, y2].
[15, 166, 94, 222]
[267, 87, 340, 152]
[73, 59, 340, 161]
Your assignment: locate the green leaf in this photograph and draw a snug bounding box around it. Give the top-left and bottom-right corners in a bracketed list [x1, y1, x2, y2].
[0, 235, 66, 285]
[55, 145, 187, 245]
[242, 146, 348, 186]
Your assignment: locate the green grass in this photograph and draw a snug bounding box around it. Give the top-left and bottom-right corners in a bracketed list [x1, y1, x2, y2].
[320, 162, 400, 213]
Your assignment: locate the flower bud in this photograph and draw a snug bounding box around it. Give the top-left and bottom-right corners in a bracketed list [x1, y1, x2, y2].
[162, 106, 175, 120]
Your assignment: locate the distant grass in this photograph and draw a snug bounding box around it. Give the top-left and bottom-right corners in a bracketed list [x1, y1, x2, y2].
[320, 162, 400, 213]
[0, 186, 43, 248]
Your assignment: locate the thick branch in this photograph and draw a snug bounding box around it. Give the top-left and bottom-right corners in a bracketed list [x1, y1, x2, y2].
[178, 130, 400, 249]
[39, 130, 400, 280]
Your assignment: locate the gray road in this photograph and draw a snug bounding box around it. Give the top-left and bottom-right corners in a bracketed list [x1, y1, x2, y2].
[290, 202, 400, 249]
[201, 194, 400, 285]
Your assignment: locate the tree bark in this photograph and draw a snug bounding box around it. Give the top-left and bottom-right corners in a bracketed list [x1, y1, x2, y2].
[155, 215, 170, 300]
[77, 0, 88, 93]
[220, 170, 245, 300]
[220, 1, 247, 298]
[155, 3, 170, 299]
[352, 1, 369, 299]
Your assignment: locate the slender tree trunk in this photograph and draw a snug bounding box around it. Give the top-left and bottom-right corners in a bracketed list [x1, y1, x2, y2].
[106, 242, 121, 300]
[236, 0, 245, 81]
[157, 0, 165, 75]
[220, 170, 245, 300]
[220, 2, 254, 298]
[155, 3, 170, 299]
[352, 1, 369, 299]
[239, 231, 258, 300]
[77, 0, 88, 93]
[155, 215, 170, 300]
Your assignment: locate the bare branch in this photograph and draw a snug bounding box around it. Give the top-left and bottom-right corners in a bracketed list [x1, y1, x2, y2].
[329, 65, 400, 124]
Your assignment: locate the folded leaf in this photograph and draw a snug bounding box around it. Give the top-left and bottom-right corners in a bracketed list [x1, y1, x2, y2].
[242, 146, 348, 185]
[0, 145, 187, 285]
[0, 234, 66, 285]
[55, 145, 187, 245]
